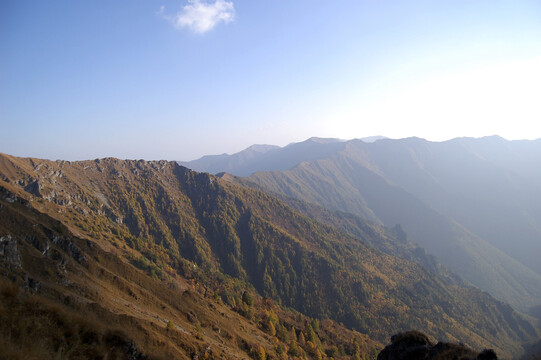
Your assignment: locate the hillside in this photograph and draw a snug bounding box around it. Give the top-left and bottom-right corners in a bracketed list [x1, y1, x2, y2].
[0, 153, 538, 357]
[250, 192, 466, 287]
[178, 144, 281, 176]
[179, 138, 349, 179]
[217, 176, 465, 289]
[347, 136, 541, 277]
[245, 149, 541, 312]
[0, 174, 380, 359]
[185, 137, 541, 313]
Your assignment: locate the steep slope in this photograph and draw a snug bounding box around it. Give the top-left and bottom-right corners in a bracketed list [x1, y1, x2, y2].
[179, 138, 352, 178]
[252, 192, 466, 287]
[347, 136, 541, 276]
[0, 181, 381, 359]
[520, 340, 541, 360]
[0, 153, 537, 357]
[0, 186, 259, 359]
[178, 144, 280, 176]
[180, 136, 541, 313]
[229, 139, 541, 312]
[220, 174, 465, 288]
[522, 339, 541, 360]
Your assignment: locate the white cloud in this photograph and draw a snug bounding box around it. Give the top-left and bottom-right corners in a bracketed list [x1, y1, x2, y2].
[161, 0, 235, 34]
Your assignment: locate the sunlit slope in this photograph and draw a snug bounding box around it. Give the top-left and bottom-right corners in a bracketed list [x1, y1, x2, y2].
[0, 171, 381, 359]
[0, 153, 537, 356]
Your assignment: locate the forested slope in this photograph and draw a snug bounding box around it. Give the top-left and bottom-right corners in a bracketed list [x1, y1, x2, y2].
[0, 153, 537, 357]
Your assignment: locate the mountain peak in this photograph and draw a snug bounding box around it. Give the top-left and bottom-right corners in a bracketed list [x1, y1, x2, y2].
[359, 135, 388, 143]
[305, 137, 344, 144]
[244, 144, 280, 153]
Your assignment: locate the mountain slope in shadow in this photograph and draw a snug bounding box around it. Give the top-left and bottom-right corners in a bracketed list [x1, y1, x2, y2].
[179, 137, 541, 312]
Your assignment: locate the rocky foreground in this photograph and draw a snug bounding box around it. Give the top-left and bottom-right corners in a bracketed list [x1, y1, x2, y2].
[377, 331, 497, 360]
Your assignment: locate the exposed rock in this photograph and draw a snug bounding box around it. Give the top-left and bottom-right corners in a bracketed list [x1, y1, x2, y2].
[378, 330, 432, 360]
[44, 230, 87, 265]
[24, 179, 42, 197]
[0, 235, 21, 268]
[24, 275, 41, 294]
[377, 331, 497, 360]
[477, 349, 498, 360]
[103, 331, 147, 360]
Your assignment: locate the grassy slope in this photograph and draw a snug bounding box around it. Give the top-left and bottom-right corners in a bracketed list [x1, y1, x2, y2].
[0, 185, 380, 360]
[0, 153, 537, 357]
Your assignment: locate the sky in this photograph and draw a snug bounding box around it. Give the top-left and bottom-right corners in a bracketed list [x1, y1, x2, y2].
[1, 0, 541, 161]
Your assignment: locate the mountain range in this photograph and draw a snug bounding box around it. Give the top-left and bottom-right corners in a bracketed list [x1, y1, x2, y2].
[181, 136, 541, 315]
[1, 152, 539, 358]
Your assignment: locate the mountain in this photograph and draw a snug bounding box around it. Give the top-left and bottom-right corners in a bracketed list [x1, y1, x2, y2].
[0, 184, 380, 359]
[182, 137, 541, 313]
[179, 137, 349, 178]
[179, 137, 387, 178]
[347, 136, 541, 277]
[357, 136, 388, 143]
[178, 144, 280, 176]
[522, 339, 541, 360]
[0, 153, 537, 357]
[218, 181, 465, 288]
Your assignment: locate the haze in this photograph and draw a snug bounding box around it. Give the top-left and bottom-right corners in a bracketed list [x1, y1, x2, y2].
[1, 0, 541, 161]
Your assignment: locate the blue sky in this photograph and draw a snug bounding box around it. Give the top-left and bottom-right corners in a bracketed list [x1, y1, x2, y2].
[1, 0, 541, 161]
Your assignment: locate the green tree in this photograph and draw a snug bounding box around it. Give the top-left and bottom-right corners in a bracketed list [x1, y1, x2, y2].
[242, 291, 254, 306]
[277, 323, 289, 342]
[288, 340, 300, 357]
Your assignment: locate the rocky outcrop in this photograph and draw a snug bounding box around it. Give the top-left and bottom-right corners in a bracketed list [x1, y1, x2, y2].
[377, 331, 497, 360]
[44, 231, 87, 266]
[0, 235, 21, 269]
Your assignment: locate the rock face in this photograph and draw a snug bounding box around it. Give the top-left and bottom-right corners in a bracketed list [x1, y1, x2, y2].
[0, 235, 21, 268]
[377, 331, 498, 360]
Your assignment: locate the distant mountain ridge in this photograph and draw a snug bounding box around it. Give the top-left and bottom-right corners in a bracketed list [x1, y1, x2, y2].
[0, 153, 537, 357]
[178, 136, 386, 177]
[178, 138, 344, 176]
[179, 136, 541, 313]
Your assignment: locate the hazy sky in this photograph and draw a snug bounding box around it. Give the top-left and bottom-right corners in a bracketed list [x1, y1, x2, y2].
[1, 0, 541, 161]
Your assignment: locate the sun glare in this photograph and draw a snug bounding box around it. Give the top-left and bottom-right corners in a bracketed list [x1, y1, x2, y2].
[348, 56, 541, 141]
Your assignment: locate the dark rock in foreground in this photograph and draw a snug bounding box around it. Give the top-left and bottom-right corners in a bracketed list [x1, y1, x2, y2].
[378, 330, 497, 360]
